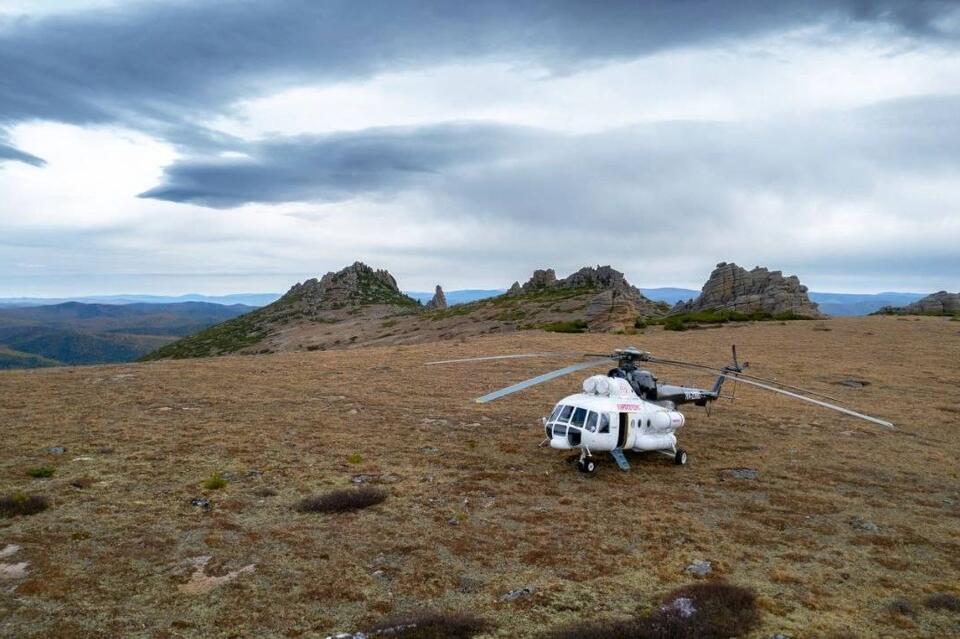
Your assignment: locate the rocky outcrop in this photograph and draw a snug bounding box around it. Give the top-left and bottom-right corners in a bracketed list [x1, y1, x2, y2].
[512, 265, 665, 329]
[424, 285, 447, 310]
[879, 291, 960, 315]
[521, 269, 557, 291]
[281, 262, 417, 309]
[673, 262, 822, 317]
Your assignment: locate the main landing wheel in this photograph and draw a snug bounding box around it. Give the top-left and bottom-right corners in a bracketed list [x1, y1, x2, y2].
[578, 458, 597, 474]
[674, 449, 688, 466]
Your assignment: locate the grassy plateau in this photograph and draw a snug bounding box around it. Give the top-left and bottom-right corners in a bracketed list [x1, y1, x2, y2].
[0, 316, 958, 637]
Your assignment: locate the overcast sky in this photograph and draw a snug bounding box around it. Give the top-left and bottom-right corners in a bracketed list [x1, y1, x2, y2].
[1, 0, 959, 296]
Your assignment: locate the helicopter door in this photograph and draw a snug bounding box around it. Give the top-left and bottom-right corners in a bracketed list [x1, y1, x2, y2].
[617, 413, 628, 448]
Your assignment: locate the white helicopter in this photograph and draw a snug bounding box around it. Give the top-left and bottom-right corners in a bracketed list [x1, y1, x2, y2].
[428, 346, 893, 473]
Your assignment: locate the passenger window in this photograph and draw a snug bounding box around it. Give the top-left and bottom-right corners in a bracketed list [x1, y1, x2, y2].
[585, 412, 598, 432]
[599, 413, 610, 433]
[558, 405, 574, 422]
[571, 407, 587, 427]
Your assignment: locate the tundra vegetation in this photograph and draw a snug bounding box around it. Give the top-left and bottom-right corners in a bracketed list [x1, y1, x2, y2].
[0, 316, 957, 637]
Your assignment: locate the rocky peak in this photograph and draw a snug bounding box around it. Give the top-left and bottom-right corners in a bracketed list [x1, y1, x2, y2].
[521, 268, 557, 291]
[507, 281, 522, 295]
[424, 285, 447, 310]
[280, 262, 415, 308]
[519, 265, 641, 295]
[673, 262, 822, 317]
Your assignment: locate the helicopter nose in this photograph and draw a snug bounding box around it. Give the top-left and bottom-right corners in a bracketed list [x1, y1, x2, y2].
[549, 435, 572, 449]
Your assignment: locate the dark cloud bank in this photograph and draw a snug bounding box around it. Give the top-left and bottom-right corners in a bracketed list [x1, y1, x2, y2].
[1, 0, 958, 164]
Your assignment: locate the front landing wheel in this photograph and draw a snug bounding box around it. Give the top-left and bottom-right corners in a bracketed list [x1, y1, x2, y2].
[674, 449, 688, 466]
[578, 458, 597, 474]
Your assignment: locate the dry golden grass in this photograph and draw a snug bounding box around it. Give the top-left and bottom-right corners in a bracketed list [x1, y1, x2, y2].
[0, 316, 958, 637]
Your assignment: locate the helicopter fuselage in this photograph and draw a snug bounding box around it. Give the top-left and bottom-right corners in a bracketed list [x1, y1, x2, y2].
[544, 375, 685, 455]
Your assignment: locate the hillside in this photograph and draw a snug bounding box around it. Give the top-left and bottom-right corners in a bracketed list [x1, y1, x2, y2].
[143, 264, 668, 360]
[0, 302, 253, 368]
[1, 317, 958, 637]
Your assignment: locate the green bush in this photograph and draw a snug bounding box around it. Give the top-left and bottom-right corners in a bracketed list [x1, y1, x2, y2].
[663, 317, 688, 331]
[540, 320, 588, 333]
[347, 453, 363, 464]
[0, 492, 49, 517]
[202, 472, 228, 490]
[27, 466, 55, 478]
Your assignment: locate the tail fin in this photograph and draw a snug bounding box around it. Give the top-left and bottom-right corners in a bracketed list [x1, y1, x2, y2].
[711, 345, 746, 394]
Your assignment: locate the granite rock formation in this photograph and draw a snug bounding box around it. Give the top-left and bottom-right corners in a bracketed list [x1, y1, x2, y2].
[879, 291, 960, 315]
[673, 262, 822, 317]
[512, 265, 665, 329]
[424, 285, 447, 311]
[281, 262, 416, 309]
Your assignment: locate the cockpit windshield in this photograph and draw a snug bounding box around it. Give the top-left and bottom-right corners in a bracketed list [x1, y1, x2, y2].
[570, 407, 587, 428]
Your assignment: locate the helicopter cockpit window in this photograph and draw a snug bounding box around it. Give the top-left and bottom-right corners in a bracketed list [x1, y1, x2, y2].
[585, 411, 598, 432]
[599, 413, 610, 433]
[549, 405, 564, 422]
[558, 405, 574, 423]
[553, 422, 568, 437]
[571, 407, 587, 428]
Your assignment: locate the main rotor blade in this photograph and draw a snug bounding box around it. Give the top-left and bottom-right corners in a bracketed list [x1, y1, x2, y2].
[650, 357, 844, 403]
[474, 358, 612, 404]
[649, 357, 894, 428]
[426, 352, 580, 365]
[714, 373, 895, 429]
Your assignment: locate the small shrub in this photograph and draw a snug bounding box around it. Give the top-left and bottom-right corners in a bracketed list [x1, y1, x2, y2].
[296, 487, 387, 513]
[541, 582, 758, 639]
[634, 318, 647, 329]
[540, 320, 588, 333]
[0, 492, 49, 517]
[202, 472, 228, 490]
[27, 466, 55, 478]
[70, 476, 94, 489]
[925, 592, 960, 611]
[365, 611, 489, 639]
[306, 345, 321, 351]
[887, 597, 915, 616]
[663, 317, 688, 332]
[347, 452, 363, 464]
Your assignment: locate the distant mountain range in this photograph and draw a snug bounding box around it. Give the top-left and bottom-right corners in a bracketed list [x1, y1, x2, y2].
[0, 289, 927, 316]
[0, 301, 254, 369]
[0, 293, 279, 307]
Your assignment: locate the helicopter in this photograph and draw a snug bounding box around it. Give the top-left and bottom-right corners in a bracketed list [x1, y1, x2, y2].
[427, 346, 894, 474]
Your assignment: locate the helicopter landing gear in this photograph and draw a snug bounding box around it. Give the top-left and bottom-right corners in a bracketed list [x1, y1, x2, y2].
[577, 458, 597, 474]
[577, 450, 597, 474]
[674, 448, 688, 466]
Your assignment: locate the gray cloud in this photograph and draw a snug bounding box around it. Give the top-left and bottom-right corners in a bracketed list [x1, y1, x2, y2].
[140, 95, 960, 212]
[135, 94, 960, 289]
[139, 123, 549, 208]
[0, 140, 44, 167]
[1, 1, 958, 162]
